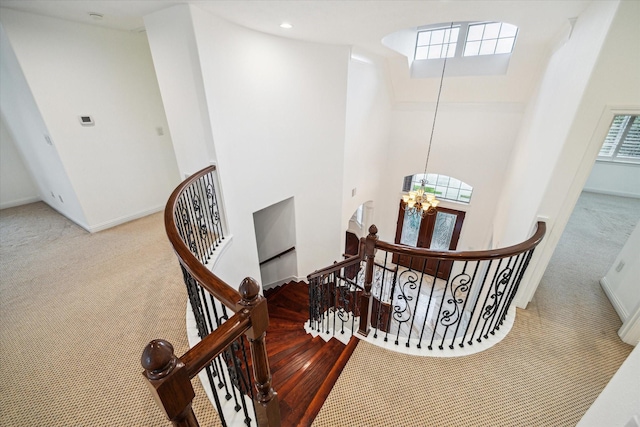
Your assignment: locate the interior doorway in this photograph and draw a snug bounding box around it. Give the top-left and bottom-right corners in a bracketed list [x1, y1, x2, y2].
[253, 197, 298, 290]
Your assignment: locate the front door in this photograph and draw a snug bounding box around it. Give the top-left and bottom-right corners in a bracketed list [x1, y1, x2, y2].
[393, 201, 465, 280]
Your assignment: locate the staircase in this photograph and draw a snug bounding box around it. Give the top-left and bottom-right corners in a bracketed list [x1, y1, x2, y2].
[264, 281, 358, 427]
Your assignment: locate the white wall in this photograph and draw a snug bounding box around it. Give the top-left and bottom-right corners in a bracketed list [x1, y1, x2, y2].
[144, 5, 217, 177]
[584, 161, 640, 198]
[376, 102, 524, 250]
[0, 20, 87, 225]
[342, 50, 392, 245]
[0, 115, 39, 209]
[492, 1, 621, 248]
[0, 9, 180, 231]
[601, 221, 640, 322]
[144, 5, 349, 287]
[494, 0, 640, 307]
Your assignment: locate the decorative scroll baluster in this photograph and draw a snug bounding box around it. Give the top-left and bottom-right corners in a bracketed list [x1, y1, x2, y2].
[439, 261, 471, 350]
[453, 261, 481, 348]
[304, 222, 545, 355]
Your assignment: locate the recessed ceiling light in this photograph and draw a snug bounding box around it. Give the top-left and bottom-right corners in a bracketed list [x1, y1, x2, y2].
[280, 22, 293, 29]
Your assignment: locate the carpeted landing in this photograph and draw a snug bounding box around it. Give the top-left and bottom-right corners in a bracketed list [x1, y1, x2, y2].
[312, 191, 639, 426]
[0, 202, 220, 426]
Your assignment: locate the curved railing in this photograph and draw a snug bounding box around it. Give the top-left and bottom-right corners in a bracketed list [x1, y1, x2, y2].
[308, 222, 545, 354]
[141, 166, 280, 427]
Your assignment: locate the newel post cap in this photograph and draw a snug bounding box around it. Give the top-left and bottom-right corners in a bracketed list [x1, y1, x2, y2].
[141, 339, 177, 380]
[239, 277, 260, 303]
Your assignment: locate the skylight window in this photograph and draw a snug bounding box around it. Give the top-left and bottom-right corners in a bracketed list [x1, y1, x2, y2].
[415, 27, 460, 60]
[463, 22, 518, 57]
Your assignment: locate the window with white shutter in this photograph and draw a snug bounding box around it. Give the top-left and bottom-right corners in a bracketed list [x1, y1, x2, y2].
[598, 115, 640, 163]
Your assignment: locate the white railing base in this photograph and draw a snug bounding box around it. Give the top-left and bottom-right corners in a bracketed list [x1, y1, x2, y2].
[305, 305, 516, 358]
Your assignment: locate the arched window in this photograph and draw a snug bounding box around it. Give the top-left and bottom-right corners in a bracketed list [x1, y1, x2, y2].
[402, 173, 473, 203]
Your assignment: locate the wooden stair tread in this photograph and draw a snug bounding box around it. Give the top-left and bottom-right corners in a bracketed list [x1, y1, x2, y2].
[263, 280, 358, 427]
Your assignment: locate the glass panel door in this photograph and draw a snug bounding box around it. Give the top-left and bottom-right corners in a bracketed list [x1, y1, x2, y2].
[429, 211, 457, 250]
[399, 211, 422, 247]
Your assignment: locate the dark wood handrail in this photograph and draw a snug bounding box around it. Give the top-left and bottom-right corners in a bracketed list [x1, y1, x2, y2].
[164, 165, 242, 311]
[342, 254, 397, 273]
[182, 311, 252, 379]
[374, 221, 546, 262]
[307, 253, 362, 280]
[259, 246, 296, 266]
[145, 166, 281, 427]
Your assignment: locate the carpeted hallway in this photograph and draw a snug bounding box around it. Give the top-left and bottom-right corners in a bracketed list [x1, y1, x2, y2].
[313, 191, 639, 426]
[0, 191, 638, 426]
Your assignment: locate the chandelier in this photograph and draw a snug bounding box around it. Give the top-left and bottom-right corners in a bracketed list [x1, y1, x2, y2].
[401, 23, 452, 218]
[402, 181, 440, 216]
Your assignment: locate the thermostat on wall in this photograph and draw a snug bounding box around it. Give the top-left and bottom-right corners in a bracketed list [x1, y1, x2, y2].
[79, 115, 94, 126]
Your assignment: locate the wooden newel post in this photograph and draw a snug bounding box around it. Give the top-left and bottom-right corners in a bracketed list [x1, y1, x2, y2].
[358, 224, 378, 337]
[239, 277, 281, 427]
[141, 339, 199, 427]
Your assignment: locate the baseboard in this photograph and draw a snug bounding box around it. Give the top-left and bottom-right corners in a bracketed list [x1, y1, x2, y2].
[583, 188, 640, 199]
[600, 277, 628, 321]
[0, 196, 40, 210]
[87, 204, 165, 233]
[263, 276, 306, 291]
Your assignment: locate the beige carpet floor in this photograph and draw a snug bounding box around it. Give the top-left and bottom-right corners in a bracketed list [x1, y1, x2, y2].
[0, 202, 220, 426]
[1, 192, 638, 426]
[312, 191, 639, 426]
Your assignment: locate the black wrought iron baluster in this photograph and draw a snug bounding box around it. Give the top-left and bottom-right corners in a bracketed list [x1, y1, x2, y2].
[392, 260, 420, 346]
[181, 266, 206, 338]
[498, 249, 535, 326]
[195, 177, 214, 259]
[227, 340, 252, 423]
[495, 253, 524, 329]
[427, 260, 446, 350]
[202, 174, 218, 254]
[439, 261, 472, 350]
[173, 199, 188, 246]
[202, 172, 221, 251]
[332, 271, 337, 336]
[222, 347, 243, 412]
[489, 254, 522, 335]
[384, 264, 398, 343]
[203, 363, 228, 427]
[308, 277, 314, 330]
[475, 258, 504, 342]
[373, 253, 389, 338]
[206, 171, 225, 241]
[317, 276, 324, 333]
[323, 275, 328, 333]
[480, 257, 513, 339]
[240, 338, 257, 425]
[454, 261, 481, 348]
[185, 185, 205, 264]
[199, 286, 234, 400]
[462, 259, 493, 345]
[406, 257, 427, 348]
[176, 198, 197, 257]
[417, 259, 438, 349]
[350, 275, 357, 335]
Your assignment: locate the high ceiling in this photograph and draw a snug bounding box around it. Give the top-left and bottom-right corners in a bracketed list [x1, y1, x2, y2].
[0, 0, 594, 57]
